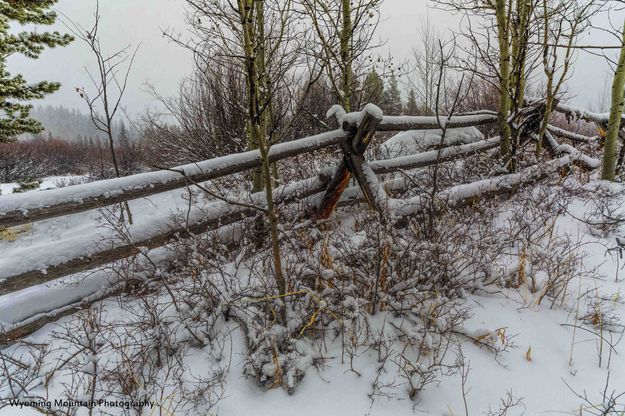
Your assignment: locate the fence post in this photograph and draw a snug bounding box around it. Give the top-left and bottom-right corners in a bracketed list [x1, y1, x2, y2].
[317, 104, 387, 219]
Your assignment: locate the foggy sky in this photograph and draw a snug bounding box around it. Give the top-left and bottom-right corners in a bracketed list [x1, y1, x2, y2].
[6, 0, 624, 116]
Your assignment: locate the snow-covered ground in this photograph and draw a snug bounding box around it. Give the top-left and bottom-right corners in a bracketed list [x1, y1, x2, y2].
[217, 295, 625, 416]
[0, 176, 199, 327]
[1, 172, 624, 415]
[216, 185, 625, 416]
[0, 176, 85, 196]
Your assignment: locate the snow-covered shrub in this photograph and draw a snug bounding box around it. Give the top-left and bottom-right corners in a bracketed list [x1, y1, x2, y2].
[496, 182, 599, 307]
[13, 178, 42, 193]
[566, 372, 625, 415]
[261, 203, 515, 400]
[0, 267, 226, 415]
[54, 176, 93, 188]
[0, 137, 144, 184]
[0, 142, 50, 183]
[576, 181, 625, 238]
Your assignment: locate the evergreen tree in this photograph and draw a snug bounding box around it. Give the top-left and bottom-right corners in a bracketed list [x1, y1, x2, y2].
[119, 121, 130, 147]
[362, 69, 385, 106]
[0, 1, 73, 142]
[118, 121, 139, 174]
[405, 88, 418, 115]
[384, 74, 403, 115]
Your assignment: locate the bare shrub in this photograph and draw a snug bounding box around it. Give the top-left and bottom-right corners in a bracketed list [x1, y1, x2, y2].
[0, 137, 143, 184]
[142, 66, 248, 167]
[566, 372, 625, 415]
[0, 140, 54, 183]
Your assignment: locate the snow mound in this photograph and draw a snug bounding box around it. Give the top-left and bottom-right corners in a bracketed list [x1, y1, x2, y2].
[382, 127, 485, 157]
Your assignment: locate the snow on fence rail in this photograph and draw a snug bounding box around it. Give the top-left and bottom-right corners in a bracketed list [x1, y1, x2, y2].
[526, 96, 622, 128]
[0, 103, 600, 344]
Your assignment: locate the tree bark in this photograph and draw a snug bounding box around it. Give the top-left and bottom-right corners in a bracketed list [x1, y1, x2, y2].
[239, 0, 287, 322]
[495, 0, 512, 162]
[340, 0, 352, 111]
[602, 20, 625, 181]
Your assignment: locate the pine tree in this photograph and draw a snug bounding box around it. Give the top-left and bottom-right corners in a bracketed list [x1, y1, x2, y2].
[362, 69, 385, 106]
[405, 88, 418, 115]
[118, 121, 139, 174]
[119, 121, 130, 147]
[384, 74, 403, 115]
[0, 1, 73, 142]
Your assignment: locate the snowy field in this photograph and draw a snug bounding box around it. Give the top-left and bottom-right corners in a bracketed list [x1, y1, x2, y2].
[1, 174, 625, 416]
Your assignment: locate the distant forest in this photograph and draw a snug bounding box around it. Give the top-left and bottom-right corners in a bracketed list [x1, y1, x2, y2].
[23, 105, 137, 143]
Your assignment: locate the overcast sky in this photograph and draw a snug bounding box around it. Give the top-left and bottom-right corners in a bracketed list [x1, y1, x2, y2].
[6, 0, 624, 116]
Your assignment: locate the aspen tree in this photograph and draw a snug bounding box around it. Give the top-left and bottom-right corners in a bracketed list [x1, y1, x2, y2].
[301, 0, 382, 111]
[174, 0, 302, 321]
[238, 0, 287, 321]
[508, 0, 532, 171]
[535, 0, 597, 158]
[340, 0, 353, 110]
[495, 0, 513, 159]
[434, 0, 531, 168]
[602, 20, 625, 181]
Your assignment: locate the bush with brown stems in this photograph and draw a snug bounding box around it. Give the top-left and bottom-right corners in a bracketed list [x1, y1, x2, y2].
[0, 137, 143, 184]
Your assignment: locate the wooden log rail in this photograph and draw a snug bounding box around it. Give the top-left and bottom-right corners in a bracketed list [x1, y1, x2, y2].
[553, 102, 614, 125]
[316, 106, 500, 219]
[0, 101, 597, 296]
[547, 125, 596, 143]
[524, 96, 622, 144]
[0, 129, 346, 228]
[317, 104, 385, 219]
[524, 96, 613, 125]
[377, 113, 498, 131]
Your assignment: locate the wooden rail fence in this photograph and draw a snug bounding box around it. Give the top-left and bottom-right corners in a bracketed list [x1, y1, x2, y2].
[0, 102, 603, 344]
